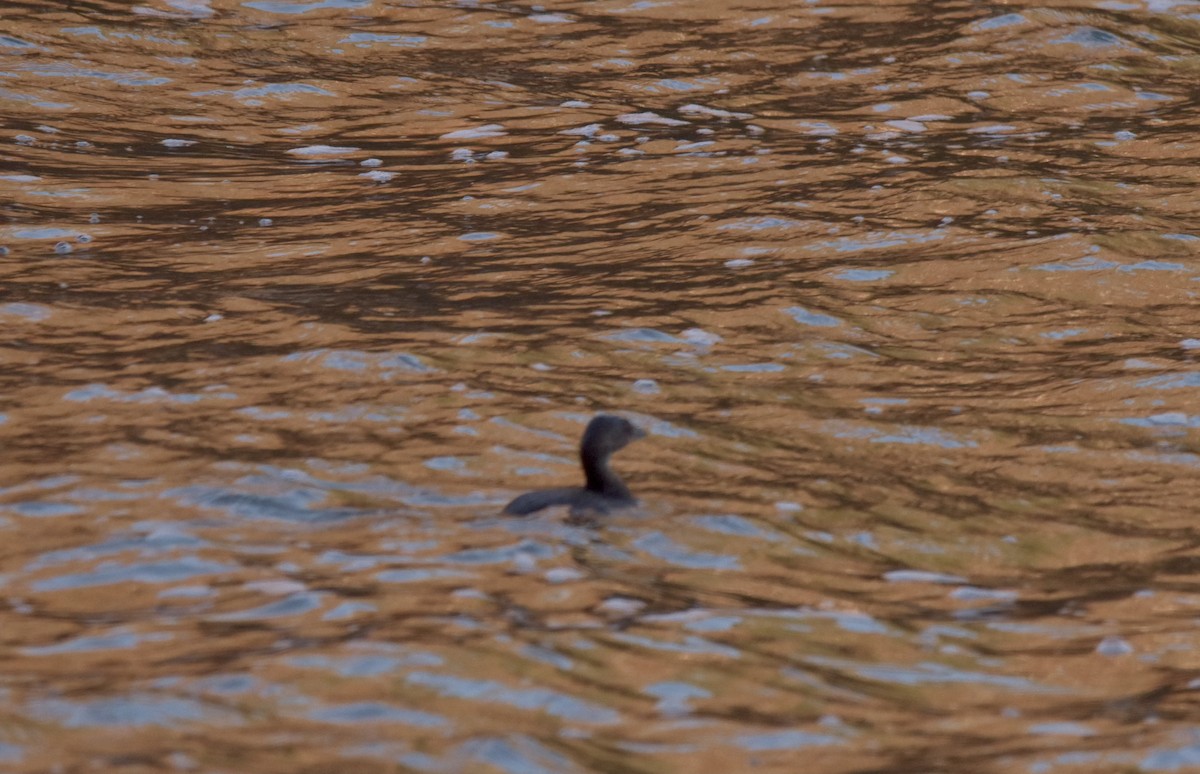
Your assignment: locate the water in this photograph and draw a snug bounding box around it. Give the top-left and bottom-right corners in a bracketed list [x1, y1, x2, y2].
[3, 0, 1200, 771]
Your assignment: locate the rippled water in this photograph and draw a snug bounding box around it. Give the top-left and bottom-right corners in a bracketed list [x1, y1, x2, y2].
[4, 0, 1200, 771]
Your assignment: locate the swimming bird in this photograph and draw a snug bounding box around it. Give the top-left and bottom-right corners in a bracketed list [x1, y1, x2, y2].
[504, 414, 646, 516]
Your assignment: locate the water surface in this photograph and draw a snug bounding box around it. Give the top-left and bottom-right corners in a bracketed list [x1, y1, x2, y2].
[3, 0, 1200, 771]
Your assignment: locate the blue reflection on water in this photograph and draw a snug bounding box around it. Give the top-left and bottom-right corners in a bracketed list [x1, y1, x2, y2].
[783, 305, 842, 327]
[323, 601, 377, 620]
[30, 695, 227, 727]
[870, 427, 977, 448]
[63, 27, 187, 46]
[20, 62, 169, 86]
[823, 421, 977, 449]
[12, 227, 76, 239]
[833, 268, 894, 281]
[289, 645, 442, 676]
[340, 32, 427, 47]
[807, 655, 1064, 692]
[32, 557, 233, 591]
[376, 568, 470, 583]
[519, 644, 573, 670]
[1135, 372, 1200, 390]
[611, 632, 741, 658]
[1143, 739, 1200, 771]
[406, 672, 620, 723]
[718, 217, 806, 232]
[1122, 413, 1200, 428]
[28, 525, 208, 569]
[461, 736, 581, 774]
[1127, 450, 1200, 468]
[445, 539, 558, 565]
[425, 456, 470, 473]
[604, 327, 680, 343]
[809, 229, 946, 254]
[169, 485, 358, 522]
[735, 729, 843, 751]
[691, 514, 781, 541]
[634, 532, 740, 570]
[6, 501, 82, 517]
[1036, 256, 1184, 273]
[63, 384, 216, 404]
[215, 592, 324, 621]
[721, 362, 785, 373]
[283, 348, 432, 375]
[1029, 722, 1095, 736]
[1052, 27, 1129, 49]
[883, 570, 967, 585]
[192, 674, 260, 695]
[23, 628, 171, 655]
[0, 35, 37, 48]
[233, 83, 335, 99]
[972, 13, 1027, 31]
[310, 702, 446, 726]
[1041, 328, 1085, 340]
[243, 0, 370, 13]
[645, 681, 710, 716]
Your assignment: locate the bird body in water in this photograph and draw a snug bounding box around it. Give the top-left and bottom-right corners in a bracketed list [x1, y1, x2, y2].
[504, 414, 645, 516]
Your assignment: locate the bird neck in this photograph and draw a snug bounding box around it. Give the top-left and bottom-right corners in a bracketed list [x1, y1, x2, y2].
[582, 449, 632, 498]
